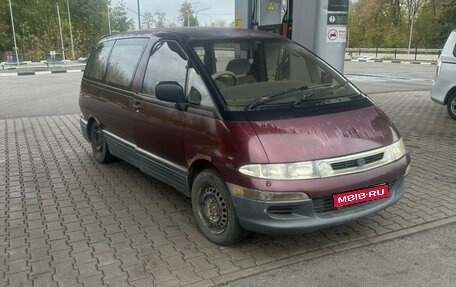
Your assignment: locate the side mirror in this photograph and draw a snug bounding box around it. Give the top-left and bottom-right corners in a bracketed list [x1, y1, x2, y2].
[155, 81, 185, 104]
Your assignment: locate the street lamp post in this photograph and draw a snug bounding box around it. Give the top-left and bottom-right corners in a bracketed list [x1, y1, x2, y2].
[7, 0, 20, 66]
[195, 7, 210, 26]
[66, 0, 75, 60]
[56, 3, 65, 60]
[126, 7, 144, 30]
[126, 7, 145, 28]
[202, 13, 212, 26]
[407, 3, 415, 54]
[137, 0, 141, 29]
[107, 4, 112, 34]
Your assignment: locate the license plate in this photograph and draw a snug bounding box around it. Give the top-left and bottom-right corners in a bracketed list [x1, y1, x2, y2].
[333, 184, 389, 208]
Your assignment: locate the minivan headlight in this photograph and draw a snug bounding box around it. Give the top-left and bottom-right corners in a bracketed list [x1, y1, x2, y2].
[383, 138, 407, 162]
[239, 161, 319, 180]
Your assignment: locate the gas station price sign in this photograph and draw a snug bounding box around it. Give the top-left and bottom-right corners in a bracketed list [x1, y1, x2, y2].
[328, 0, 349, 12]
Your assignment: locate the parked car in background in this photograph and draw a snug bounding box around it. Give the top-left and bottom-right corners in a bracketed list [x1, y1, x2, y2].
[432, 30, 456, 119]
[79, 28, 410, 245]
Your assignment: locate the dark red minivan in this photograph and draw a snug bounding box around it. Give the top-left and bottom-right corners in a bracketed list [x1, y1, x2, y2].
[79, 28, 411, 245]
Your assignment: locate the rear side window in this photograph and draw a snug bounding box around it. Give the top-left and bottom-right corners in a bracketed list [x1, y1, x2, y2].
[142, 41, 188, 96]
[105, 38, 149, 89]
[85, 41, 114, 81]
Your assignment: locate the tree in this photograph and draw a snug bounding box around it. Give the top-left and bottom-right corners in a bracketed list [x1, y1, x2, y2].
[405, 0, 425, 50]
[154, 12, 167, 28]
[142, 11, 155, 29]
[348, 0, 391, 47]
[141, 11, 171, 28]
[414, 0, 456, 47]
[0, 0, 117, 60]
[0, 1, 13, 54]
[210, 19, 227, 28]
[110, 0, 134, 32]
[70, 0, 112, 58]
[179, 1, 198, 27]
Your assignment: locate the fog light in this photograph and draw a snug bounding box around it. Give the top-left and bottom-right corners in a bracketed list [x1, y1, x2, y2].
[228, 184, 310, 202]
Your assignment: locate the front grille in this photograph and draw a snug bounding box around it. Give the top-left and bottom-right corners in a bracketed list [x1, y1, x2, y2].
[313, 181, 394, 214]
[313, 196, 336, 214]
[331, 153, 384, 171]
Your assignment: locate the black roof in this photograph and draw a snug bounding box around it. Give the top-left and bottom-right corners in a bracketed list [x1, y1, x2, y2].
[100, 27, 284, 43]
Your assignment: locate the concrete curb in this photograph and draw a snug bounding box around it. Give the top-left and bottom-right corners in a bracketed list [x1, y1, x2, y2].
[0, 69, 84, 77]
[345, 59, 437, 65]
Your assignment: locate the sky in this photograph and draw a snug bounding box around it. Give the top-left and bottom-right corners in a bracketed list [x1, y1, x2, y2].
[123, 0, 235, 28]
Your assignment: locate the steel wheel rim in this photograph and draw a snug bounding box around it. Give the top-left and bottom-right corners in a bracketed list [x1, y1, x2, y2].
[451, 98, 456, 115]
[198, 184, 228, 235]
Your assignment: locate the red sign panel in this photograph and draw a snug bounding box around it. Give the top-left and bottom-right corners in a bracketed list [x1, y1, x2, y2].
[333, 184, 389, 208]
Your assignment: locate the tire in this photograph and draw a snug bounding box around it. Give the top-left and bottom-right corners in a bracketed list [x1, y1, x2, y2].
[447, 93, 456, 120]
[89, 122, 115, 164]
[191, 169, 248, 246]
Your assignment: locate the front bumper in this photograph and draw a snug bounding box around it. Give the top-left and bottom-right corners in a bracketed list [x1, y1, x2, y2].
[231, 176, 405, 235]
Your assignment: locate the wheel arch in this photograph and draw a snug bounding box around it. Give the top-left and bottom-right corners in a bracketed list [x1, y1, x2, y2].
[86, 117, 100, 142]
[187, 159, 219, 193]
[444, 86, 456, 105]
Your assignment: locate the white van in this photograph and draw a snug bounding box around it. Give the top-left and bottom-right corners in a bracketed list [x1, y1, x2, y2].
[432, 30, 456, 119]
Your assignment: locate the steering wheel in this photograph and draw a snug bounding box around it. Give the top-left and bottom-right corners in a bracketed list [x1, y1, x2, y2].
[212, 71, 237, 86]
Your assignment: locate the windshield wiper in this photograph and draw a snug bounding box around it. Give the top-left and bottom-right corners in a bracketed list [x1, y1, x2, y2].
[246, 85, 308, 110]
[292, 81, 350, 107]
[246, 81, 350, 111]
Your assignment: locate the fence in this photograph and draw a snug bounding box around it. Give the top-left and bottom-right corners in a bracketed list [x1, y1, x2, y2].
[346, 48, 442, 62]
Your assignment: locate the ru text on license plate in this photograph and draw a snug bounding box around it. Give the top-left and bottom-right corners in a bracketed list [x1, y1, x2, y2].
[333, 184, 389, 208]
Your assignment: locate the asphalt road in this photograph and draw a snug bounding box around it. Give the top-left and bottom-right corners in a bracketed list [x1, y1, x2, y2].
[0, 73, 82, 119]
[0, 62, 436, 119]
[345, 62, 434, 94]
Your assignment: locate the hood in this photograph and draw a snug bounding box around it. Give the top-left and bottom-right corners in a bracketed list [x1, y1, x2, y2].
[249, 106, 399, 163]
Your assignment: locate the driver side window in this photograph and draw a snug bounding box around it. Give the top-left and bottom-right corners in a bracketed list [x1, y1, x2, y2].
[142, 41, 187, 97]
[187, 67, 215, 108]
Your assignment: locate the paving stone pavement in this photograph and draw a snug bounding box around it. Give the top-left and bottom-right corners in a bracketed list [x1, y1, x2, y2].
[0, 91, 455, 287]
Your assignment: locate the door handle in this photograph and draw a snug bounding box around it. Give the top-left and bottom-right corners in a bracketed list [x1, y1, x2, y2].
[133, 101, 142, 112]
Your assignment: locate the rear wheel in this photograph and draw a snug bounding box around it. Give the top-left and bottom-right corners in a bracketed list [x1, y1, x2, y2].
[447, 93, 456, 120]
[90, 122, 115, 163]
[191, 169, 248, 246]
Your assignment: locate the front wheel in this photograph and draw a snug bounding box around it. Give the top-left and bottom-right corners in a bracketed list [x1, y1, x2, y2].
[191, 169, 248, 246]
[447, 93, 456, 120]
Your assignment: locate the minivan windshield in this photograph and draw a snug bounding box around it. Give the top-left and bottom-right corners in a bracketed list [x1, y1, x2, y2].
[192, 39, 360, 111]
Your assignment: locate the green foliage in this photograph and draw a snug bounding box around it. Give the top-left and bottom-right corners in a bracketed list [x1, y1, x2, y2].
[349, 0, 456, 48]
[179, 1, 199, 27]
[0, 0, 133, 61]
[415, 0, 456, 46]
[110, 0, 134, 32]
[0, 2, 13, 52]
